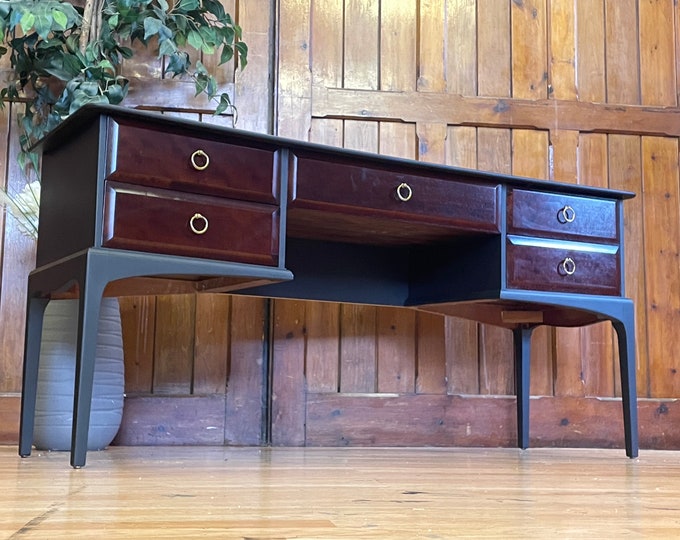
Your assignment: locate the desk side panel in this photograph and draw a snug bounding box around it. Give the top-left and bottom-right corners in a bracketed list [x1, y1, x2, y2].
[36, 119, 103, 267]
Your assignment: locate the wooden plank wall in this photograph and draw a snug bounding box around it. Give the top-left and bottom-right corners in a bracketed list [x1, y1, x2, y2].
[2, 0, 680, 450]
[271, 0, 680, 449]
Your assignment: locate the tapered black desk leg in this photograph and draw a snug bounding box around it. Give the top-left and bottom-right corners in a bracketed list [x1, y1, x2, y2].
[611, 306, 639, 458]
[513, 325, 535, 450]
[19, 296, 50, 457]
[70, 275, 106, 468]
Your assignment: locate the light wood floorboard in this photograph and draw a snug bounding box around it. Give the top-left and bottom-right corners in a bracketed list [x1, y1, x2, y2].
[2, 445, 680, 538]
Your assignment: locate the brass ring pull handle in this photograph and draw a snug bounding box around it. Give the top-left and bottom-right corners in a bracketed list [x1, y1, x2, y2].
[190, 150, 210, 171]
[396, 182, 413, 202]
[558, 257, 576, 276]
[189, 213, 209, 235]
[557, 205, 576, 224]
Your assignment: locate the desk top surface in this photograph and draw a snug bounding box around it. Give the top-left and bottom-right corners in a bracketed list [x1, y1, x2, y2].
[38, 104, 635, 201]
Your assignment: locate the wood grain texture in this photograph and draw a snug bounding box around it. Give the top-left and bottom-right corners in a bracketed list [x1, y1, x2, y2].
[379, 0, 416, 92]
[417, 0, 446, 92]
[152, 295, 196, 395]
[7, 445, 680, 538]
[0, 104, 36, 394]
[641, 136, 680, 397]
[605, 0, 641, 105]
[639, 0, 677, 106]
[119, 296, 156, 393]
[224, 296, 267, 445]
[511, 0, 548, 100]
[478, 0, 511, 97]
[271, 299, 307, 445]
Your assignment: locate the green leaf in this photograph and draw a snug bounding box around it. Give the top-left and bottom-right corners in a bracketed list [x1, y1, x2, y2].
[219, 45, 233, 65]
[214, 93, 232, 116]
[235, 41, 248, 68]
[52, 9, 68, 30]
[143, 17, 162, 40]
[19, 11, 36, 33]
[187, 30, 203, 51]
[176, 0, 200, 12]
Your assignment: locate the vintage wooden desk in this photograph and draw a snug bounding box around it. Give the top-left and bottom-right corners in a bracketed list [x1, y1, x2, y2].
[18, 105, 638, 467]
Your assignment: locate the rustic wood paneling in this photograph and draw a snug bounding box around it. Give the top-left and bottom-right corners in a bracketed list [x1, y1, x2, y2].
[641, 136, 680, 397]
[4, 0, 680, 451]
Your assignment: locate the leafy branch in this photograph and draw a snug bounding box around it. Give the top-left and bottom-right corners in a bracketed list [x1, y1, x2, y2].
[0, 0, 248, 173]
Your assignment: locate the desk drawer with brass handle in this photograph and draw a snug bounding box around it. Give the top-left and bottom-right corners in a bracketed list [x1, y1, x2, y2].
[506, 236, 620, 296]
[508, 189, 618, 242]
[103, 182, 280, 266]
[290, 155, 500, 233]
[104, 119, 280, 204]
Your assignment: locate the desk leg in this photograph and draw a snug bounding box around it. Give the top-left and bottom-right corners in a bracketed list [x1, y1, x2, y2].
[513, 326, 534, 450]
[19, 297, 50, 458]
[611, 307, 639, 458]
[70, 283, 105, 468]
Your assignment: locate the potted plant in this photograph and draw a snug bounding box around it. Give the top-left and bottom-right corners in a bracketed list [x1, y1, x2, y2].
[0, 0, 248, 450]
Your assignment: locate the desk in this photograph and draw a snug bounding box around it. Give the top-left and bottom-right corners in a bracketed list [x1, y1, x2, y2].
[19, 105, 638, 467]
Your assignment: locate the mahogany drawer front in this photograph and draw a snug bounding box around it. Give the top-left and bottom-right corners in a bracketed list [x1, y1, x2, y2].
[506, 237, 620, 296]
[290, 156, 500, 233]
[105, 120, 279, 204]
[508, 189, 618, 242]
[103, 183, 279, 266]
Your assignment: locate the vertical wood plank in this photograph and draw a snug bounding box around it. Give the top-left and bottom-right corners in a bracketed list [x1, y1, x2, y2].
[416, 312, 448, 394]
[311, 0, 344, 88]
[380, 0, 417, 91]
[477, 0, 511, 97]
[310, 118, 344, 148]
[340, 304, 377, 393]
[379, 122, 416, 160]
[639, 0, 676, 106]
[0, 104, 35, 393]
[271, 299, 307, 445]
[344, 0, 379, 90]
[193, 294, 231, 395]
[511, 0, 548, 99]
[306, 302, 340, 393]
[512, 129, 553, 396]
[417, 0, 446, 92]
[233, 0, 273, 133]
[344, 120, 379, 153]
[152, 295, 196, 395]
[575, 0, 605, 102]
[277, 0, 312, 139]
[119, 296, 156, 394]
[549, 0, 577, 100]
[608, 135, 647, 396]
[604, 0, 640, 105]
[225, 296, 267, 445]
[446, 0, 477, 95]
[377, 307, 416, 393]
[642, 136, 680, 397]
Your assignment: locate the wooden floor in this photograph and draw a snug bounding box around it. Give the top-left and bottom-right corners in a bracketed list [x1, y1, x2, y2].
[2, 445, 680, 538]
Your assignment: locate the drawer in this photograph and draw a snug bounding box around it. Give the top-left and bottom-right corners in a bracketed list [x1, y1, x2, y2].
[105, 119, 279, 204]
[103, 182, 279, 266]
[508, 189, 618, 242]
[290, 155, 500, 234]
[506, 236, 620, 296]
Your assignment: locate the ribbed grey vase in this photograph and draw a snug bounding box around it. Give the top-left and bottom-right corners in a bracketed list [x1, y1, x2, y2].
[33, 298, 125, 451]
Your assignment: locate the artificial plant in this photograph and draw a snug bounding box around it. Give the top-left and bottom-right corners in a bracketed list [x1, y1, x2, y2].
[0, 0, 248, 236]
